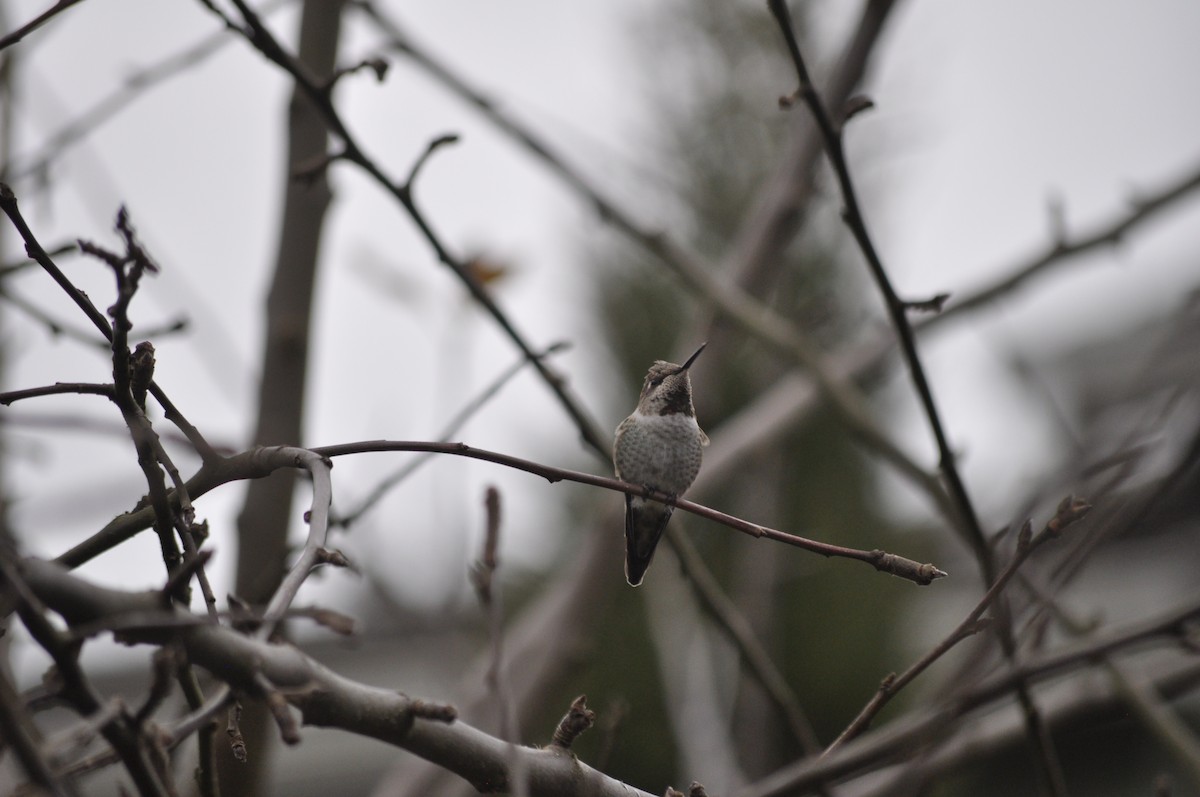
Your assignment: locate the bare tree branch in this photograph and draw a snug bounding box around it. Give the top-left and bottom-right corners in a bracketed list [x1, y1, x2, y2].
[53, 435, 941, 585]
[3, 0, 294, 183]
[0, 663, 76, 796]
[768, 0, 987, 573]
[826, 497, 1090, 754]
[767, 6, 1072, 790]
[0, 382, 115, 405]
[666, 527, 822, 754]
[333, 341, 570, 529]
[1, 557, 173, 797]
[718, 0, 900, 293]
[196, 0, 612, 459]
[313, 439, 946, 585]
[928, 158, 1200, 328]
[0, 0, 87, 53]
[738, 591, 1200, 797]
[14, 556, 1198, 797]
[0, 183, 216, 461]
[14, 558, 657, 797]
[352, 0, 952, 524]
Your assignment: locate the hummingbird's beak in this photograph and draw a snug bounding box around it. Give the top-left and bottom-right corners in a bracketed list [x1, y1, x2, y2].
[678, 342, 707, 373]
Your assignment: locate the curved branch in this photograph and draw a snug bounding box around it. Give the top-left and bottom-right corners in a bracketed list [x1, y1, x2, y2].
[17, 557, 1199, 797]
[55, 447, 270, 567]
[16, 558, 658, 797]
[255, 447, 333, 638]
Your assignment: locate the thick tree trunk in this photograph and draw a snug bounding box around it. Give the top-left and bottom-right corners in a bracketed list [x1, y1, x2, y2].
[218, 2, 345, 793]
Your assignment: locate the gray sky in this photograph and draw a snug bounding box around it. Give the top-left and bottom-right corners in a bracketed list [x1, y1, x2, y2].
[4, 0, 1200, 624]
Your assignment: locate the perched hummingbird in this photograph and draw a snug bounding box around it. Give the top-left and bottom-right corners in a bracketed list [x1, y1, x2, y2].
[613, 343, 709, 586]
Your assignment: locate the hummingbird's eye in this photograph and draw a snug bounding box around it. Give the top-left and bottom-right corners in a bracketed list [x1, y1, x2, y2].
[649, 377, 664, 388]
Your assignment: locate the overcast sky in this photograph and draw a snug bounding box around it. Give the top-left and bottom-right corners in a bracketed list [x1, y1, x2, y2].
[4, 0, 1200, 630]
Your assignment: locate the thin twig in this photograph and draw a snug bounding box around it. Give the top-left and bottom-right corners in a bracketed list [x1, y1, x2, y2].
[78, 210, 185, 581]
[0, 184, 216, 460]
[470, 486, 528, 797]
[333, 341, 570, 528]
[767, 7, 1070, 791]
[0, 286, 114, 347]
[400, 132, 460, 196]
[353, 0, 957, 533]
[0, 0, 87, 53]
[0, 382, 114, 405]
[666, 526, 822, 754]
[197, 0, 610, 460]
[739, 591, 1200, 797]
[0, 664, 74, 796]
[768, 0, 987, 572]
[314, 438, 946, 585]
[0, 184, 112, 335]
[928, 159, 1200, 328]
[4, 0, 294, 182]
[825, 497, 1090, 754]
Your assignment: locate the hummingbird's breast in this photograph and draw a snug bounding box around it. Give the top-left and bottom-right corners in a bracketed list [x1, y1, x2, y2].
[613, 410, 705, 496]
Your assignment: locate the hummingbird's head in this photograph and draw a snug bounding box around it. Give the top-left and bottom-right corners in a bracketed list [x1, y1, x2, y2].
[636, 343, 706, 416]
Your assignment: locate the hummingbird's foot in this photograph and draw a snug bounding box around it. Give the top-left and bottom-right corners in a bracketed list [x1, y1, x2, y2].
[641, 485, 676, 501]
[642, 485, 680, 505]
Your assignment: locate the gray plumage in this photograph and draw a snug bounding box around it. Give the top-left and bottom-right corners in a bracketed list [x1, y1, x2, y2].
[613, 345, 708, 586]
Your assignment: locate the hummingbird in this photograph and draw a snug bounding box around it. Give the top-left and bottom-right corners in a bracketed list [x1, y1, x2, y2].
[613, 343, 709, 586]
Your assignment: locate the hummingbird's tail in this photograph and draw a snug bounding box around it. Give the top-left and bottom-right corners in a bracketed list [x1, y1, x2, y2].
[624, 494, 673, 587]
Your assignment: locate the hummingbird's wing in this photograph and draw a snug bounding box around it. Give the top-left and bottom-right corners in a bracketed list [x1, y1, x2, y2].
[624, 494, 673, 587]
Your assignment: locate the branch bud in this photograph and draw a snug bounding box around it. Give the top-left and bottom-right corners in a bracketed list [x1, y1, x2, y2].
[129, 341, 155, 410]
[550, 694, 595, 749]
